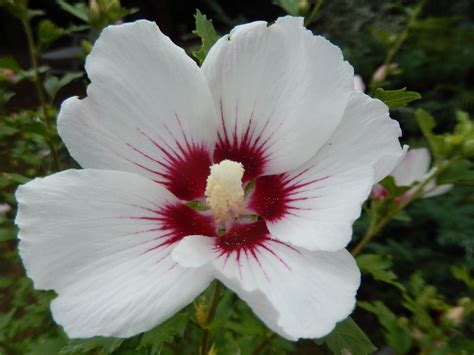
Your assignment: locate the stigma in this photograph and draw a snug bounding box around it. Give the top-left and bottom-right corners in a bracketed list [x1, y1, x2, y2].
[205, 160, 245, 225]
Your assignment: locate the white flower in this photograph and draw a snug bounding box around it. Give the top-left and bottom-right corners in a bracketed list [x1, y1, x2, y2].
[15, 17, 404, 340]
[372, 148, 452, 202]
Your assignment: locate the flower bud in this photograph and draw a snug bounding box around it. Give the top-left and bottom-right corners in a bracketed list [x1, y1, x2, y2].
[1, 68, 16, 82]
[298, 0, 310, 15]
[89, 0, 101, 25]
[373, 63, 398, 83]
[445, 306, 465, 326]
[371, 184, 388, 201]
[353, 75, 365, 92]
[0, 203, 11, 216]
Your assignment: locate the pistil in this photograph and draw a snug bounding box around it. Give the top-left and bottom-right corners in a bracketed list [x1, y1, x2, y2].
[205, 160, 245, 226]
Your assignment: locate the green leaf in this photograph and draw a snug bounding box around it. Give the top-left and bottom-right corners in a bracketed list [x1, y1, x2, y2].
[416, 108, 436, 133]
[415, 109, 449, 159]
[0, 56, 21, 71]
[448, 335, 474, 352]
[44, 72, 83, 100]
[60, 337, 123, 354]
[88, 1, 138, 30]
[0, 0, 28, 20]
[15, 66, 50, 82]
[57, 0, 89, 22]
[370, 29, 397, 48]
[224, 300, 267, 337]
[436, 159, 474, 186]
[403, 273, 442, 329]
[27, 9, 45, 19]
[357, 254, 406, 290]
[272, 0, 301, 16]
[138, 312, 188, 354]
[374, 87, 421, 108]
[0, 91, 15, 105]
[37, 20, 64, 50]
[0, 172, 30, 188]
[359, 301, 412, 354]
[192, 10, 219, 64]
[320, 317, 377, 355]
[0, 308, 16, 331]
[0, 227, 16, 242]
[27, 337, 67, 355]
[451, 265, 474, 289]
[0, 278, 14, 289]
[392, 209, 412, 222]
[379, 176, 411, 196]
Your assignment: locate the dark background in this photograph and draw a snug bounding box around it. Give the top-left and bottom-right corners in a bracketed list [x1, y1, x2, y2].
[1, 0, 474, 131]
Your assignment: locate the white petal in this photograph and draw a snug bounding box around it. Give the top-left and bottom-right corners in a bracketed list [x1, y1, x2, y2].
[423, 182, 453, 198]
[202, 16, 354, 176]
[16, 169, 213, 337]
[58, 20, 218, 200]
[391, 148, 430, 186]
[172, 233, 360, 340]
[250, 170, 373, 252]
[332, 91, 404, 182]
[249, 91, 404, 251]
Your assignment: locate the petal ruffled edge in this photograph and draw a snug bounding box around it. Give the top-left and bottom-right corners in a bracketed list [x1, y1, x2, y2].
[172, 222, 360, 340]
[203, 16, 354, 176]
[58, 20, 218, 201]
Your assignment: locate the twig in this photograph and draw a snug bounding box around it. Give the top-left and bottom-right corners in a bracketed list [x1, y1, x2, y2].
[351, 159, 454, 256]
[200, 281, 222, 355]
[252, 333, 275, 355]
[369, 0, 428, 93]
[20, 17, 60, 171]
[304, 0, 325, 27]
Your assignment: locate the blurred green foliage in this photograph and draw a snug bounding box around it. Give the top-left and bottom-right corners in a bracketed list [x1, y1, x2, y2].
[0, 0, 473, 354]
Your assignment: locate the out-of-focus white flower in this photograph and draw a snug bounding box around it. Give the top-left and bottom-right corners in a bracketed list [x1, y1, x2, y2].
[16, 17, 404, 340]
[372, 148, 452, 202]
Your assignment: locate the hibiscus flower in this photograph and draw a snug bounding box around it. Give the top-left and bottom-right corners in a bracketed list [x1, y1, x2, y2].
[372, 147, 452, 202]
[16, 17, 404, 340]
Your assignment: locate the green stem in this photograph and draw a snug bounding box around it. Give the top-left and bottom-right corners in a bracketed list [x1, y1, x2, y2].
[304, 0, 325, 27]
[0, 340, 15, 353]
[351, 207, 397, 257]
[252, 332, 275, 355]
[200, 281, 222, 355]
[369, 0, 427, 93]
[21, 17, 60, 171]
[351, 160, 453, 256]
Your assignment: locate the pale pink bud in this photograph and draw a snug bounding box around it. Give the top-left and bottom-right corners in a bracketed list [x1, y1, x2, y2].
[445, 306, 465, 326]
[373, 63, 398, 83]
[1, 68, 16, 82]
[353, 75, 365, 92]
[0, 203, 11, 216]
[371, 184, 388, 201]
